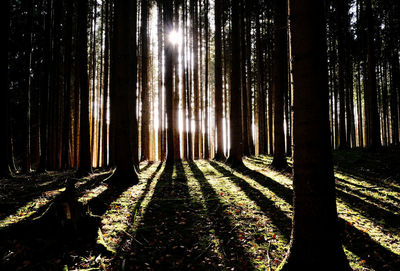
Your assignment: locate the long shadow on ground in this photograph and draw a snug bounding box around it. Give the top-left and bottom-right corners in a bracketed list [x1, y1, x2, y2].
[208, 161, 291, 240]
[120, 162, 207, 270]
[120, 161, 254, 270]
[213, 161, 400, 271]
[188, 161, 254, 270]
[0, 171, 134, 270]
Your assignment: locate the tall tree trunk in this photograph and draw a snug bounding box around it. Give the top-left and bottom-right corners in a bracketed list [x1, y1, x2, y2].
[109, 0, 138, 183]
[192, 0, 200, 159]
[240, 1, 249, 157]
[204, 0, 210, 159]
[271, 0, 288, 170]
[1, 0, 10, 176]
[181, 0, 188, 160]
[141, 0, 150, 161]
[157, 1, 165, 160]
[256, 15, 266, 155]
[281, 0, 351, 269]
[336, 0, 348, 149]
[102, 0, 110, 167]
[164, 0, 175, 164]
[226, 0, 243, 168]
[214, 0, 225, 161]
[173, 0, 181, 161]
[245, 5, 255, 155]
[365, 0, 381, 149]
[62, 0, 73, 169]
[77, 0, 93, 175]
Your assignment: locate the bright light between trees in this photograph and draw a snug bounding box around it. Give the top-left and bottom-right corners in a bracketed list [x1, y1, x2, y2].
[168, 30, 182, 45]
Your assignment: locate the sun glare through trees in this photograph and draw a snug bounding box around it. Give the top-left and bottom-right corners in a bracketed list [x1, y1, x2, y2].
[1, 0, 399, 270]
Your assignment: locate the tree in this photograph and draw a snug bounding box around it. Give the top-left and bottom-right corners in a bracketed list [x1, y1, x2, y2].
[1, 0, 9, 176]
[164, 0, 175, 164]
[271, 0, 288, 170]
[77, 0, 93, 175]
[256, 13, 266, 155]
[336, 0, 348, 149]
[109, 0, 138, 183]
[141, 0, 150, 161]
[279, 0, 351, 269]
[214, 0, 225, 161]
[226, 0, 243, 167]
[365, 0, 381, 149]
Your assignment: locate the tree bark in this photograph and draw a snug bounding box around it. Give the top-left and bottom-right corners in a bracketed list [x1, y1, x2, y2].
[77, 0, 93, 175]
[365, 0, 381, 149]
[271, 0, 288, 170]
[109, 0, 139, 183]
[141, 0, 150, 161]
[280, 0, 351, 269]
[214, 0, 225, 161]
[1, 0, 10, 176]
[164, 0, 175, 164]
[226, 0, 243, 168]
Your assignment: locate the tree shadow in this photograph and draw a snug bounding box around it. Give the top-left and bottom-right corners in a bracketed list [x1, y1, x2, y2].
[119, 161, 222, 270]
[223, 162, 400, 270]
[0, 171, 75, 221]
[235, 164, 400, 229]
[0, 170, 137, 270]
[187, 161, 255, 270]
[208, 161, 291, 240]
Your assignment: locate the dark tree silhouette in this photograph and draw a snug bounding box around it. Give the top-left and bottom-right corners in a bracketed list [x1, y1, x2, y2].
[226, 0, 244, 167]
[109, 0, 139, 183]
[280, 0, 351, 269]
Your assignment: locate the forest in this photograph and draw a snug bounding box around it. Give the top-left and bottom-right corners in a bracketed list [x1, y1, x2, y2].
[1, 0, 400, 270]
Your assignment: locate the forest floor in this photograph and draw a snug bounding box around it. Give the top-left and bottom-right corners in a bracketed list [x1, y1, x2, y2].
[0, 147, 399, 271]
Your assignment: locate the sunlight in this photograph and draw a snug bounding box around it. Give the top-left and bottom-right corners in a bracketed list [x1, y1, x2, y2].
[168, 30, 182, 45]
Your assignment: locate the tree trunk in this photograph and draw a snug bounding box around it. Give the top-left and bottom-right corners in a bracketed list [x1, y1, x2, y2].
[77, 0, 93, 175]
[141, 0, 150, 161]
[102, 0, 110, 167]
[271, 0, 288, 170]
[365, 0, 381, 149]
[226, 0, 243, 168]
[245, 5, 255, 155]
[214, 0, 225, 161]
[1, 0, 10, 176]
[281, 0, 351, 269]
[336, 0, 348, 149]
[109, 0, 139, 183]
[62, 0, 73, 169]
[192, 0, 200, 159]
[256, 15, 266, 155]
[204, 0, 210, 160]
[240, 1, 249, 157]
[164, 0, 175, 164]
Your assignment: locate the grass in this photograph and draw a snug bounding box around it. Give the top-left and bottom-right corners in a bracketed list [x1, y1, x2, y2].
[0, 148, 399, 270]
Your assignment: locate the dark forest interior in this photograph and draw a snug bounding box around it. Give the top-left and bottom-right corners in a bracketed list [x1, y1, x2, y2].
[1, 0, 400, 270]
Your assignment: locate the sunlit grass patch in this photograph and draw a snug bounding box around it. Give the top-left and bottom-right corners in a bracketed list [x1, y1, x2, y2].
[244, 157, 400, 270]
[99, 162, 163, 253]
[193, 160, 290, 270]
[0, 188, 65, 229]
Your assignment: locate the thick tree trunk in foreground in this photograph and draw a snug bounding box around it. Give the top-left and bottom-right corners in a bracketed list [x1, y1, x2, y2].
[271, 0, 288, 170]
[109, 0, 138, 183]
[214, 0, 225, 161]
[280, 0, 351, 269]
[226, 0, 243, 168]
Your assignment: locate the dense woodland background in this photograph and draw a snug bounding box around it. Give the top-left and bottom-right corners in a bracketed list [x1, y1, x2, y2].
[1, 0, 400, 270]
[2, 0, 399, 174]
